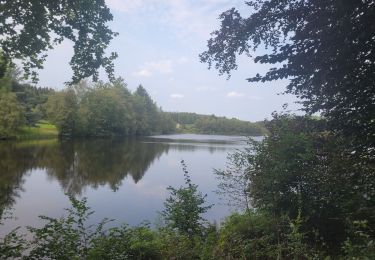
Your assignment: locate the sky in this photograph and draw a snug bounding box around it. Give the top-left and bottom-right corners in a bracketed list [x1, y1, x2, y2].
[36, 0, 301, 122]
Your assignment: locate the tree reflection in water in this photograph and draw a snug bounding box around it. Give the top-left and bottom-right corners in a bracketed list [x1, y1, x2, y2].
[0, 139, 169, 216]
[0, 136, 244, 220]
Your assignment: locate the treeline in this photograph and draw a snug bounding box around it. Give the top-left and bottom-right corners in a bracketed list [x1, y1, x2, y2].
[1, 73, 267, 139]
[0, 73, 176, 138]
[166, 112, 267, 136]
[45, 79, 175, 137]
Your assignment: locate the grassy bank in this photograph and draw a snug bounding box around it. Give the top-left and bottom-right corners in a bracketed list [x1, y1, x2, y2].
[16, 120, 58, 140]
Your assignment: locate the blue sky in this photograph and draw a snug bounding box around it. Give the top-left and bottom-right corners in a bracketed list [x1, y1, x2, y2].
[37, 0, 301, 121]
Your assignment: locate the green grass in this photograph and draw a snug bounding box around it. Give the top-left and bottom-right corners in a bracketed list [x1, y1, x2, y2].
[17, 120, 58, 140]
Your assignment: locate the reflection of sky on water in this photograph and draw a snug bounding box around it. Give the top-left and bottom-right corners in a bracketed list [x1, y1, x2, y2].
[0, 134, 255, 236]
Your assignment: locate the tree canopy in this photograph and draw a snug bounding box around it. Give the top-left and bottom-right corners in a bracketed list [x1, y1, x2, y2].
[200, 0, 375, 152]
[0, 0, 117, 84]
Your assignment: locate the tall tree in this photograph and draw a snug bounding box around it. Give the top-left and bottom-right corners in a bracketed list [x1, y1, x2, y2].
[46, 89, 78, 137]
[133, 85, 159, 135]
[77, 80, 134, 136]
[200, 1, 375, 152]
[0, 0, 118, 83]
[0, 92, 24, 138]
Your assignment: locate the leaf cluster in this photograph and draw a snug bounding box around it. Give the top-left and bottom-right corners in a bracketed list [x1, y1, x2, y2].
[0, 0, 118, 84]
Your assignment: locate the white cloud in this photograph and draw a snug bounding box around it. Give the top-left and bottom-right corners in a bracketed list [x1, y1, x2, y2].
[133, 59, 173, 77]
[133, 69, 152, 77]
[170, 94, 184, 99]
[227, 91, 245, 98]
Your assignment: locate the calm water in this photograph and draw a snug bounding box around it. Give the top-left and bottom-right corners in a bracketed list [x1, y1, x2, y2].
[0, 134, 257, 235]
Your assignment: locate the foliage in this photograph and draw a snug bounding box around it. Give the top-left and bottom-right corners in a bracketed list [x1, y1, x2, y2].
[46, 89, 78, 137]
[27, 196, 111, 259]
[45, 79, 176, 137]
[216, 211, 279, 259]
[201, 0, 375, 153]
[89, 225, 163, 260]
[0, 69, 55, 128]
[212, 114, 374, 257]
[12, 82, 55, 126]
[0, 92, 24, 138]
[77, 80, 134, 137]
[0, 211, 25, 260]
[200, 3, 374, 256]
[17, 120, 58, 139]
[225, 114, 375, 255]
[214, 147, 252, 211]
[195, 116, 266, 136]
[167, 112, 267, 136]
[215, 210, 324, 260]
[342, 220, 375, 259]
[133, 85, 158, 135]
[161, 160, 213, 237]
[0, 0, 118, 83]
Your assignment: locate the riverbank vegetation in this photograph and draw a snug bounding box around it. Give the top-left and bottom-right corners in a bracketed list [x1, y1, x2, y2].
[16, 121, 58, 140]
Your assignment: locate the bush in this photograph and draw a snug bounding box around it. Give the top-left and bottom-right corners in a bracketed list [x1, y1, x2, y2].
[161, 160, 213, 237]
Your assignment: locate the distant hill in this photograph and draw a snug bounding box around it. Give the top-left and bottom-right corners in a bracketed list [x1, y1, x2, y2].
[165, 112, 268, 136]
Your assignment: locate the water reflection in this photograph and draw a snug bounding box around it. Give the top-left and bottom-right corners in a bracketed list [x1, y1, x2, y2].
[0, 136, 246, 218]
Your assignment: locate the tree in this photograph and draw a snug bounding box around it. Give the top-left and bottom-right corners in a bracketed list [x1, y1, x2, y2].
[46, 89, 78, 137]
[77, 80, 134, 136]
[133, 85, 159, 135]
[214, 147, 252, 211]
[0, 92, 24, 138]
[200, 1, 375, 152]
[244, 114, 375, 252]
[0, 0, 118, 84]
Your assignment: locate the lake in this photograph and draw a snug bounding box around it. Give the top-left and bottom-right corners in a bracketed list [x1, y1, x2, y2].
[0, 134, 257, 236]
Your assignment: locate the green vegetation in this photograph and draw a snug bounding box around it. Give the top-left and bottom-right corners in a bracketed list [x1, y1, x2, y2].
[0, 92, 24, 139]
[45, 80, 175, 137]
[0, 71, 266, 139]
[0, 0, 117, 83]
[167, 112, 267, 136]
[161, 160, 213, 237]
[0, 68, 56, 139]
[17, 121, 58, 140]
[0, 71, 177, 139]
